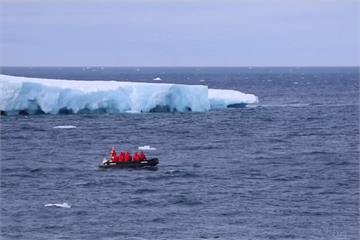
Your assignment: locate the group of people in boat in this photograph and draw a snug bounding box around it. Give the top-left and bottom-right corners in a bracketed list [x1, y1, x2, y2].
[109, 147, 147, 163]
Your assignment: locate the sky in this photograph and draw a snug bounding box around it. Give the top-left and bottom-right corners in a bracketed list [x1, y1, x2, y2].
[1, 0, 359, 66]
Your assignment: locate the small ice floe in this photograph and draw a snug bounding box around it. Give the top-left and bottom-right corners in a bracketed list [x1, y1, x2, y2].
[45, 202, 71, 208]
[53, 125, 77, 129]
[199, 79, 206, 82]
[138, 145, 157, 151]
[153, 77, 162, 81]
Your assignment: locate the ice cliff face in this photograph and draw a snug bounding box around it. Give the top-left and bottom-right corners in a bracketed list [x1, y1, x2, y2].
[0, 74, 258, 115]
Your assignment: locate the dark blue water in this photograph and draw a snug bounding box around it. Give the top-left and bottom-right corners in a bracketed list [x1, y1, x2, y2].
[1, 67, 359, 240]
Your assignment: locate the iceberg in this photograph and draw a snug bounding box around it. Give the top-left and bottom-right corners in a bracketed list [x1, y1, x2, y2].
[0, 74, 258, 115]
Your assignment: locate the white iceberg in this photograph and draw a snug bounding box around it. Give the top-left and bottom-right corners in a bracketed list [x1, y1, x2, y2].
[0, 74, 258, 115]
[153, 77, 162, 81]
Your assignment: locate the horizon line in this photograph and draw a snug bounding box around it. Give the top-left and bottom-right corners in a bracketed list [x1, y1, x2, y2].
[1, 65, 359, 68]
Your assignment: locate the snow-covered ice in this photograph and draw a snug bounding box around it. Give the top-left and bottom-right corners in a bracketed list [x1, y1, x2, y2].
[208, 89, 258, 109]
[0, 74, 258, 115]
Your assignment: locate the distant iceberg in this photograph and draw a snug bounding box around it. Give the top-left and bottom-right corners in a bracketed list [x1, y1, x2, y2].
[0, 74, 258, 115]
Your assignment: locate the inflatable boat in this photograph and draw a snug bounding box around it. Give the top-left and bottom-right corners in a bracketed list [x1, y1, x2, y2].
[98, 158, 159, 169]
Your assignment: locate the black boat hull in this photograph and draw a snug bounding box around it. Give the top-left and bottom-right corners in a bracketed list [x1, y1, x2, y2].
[98, 158, 159, 169]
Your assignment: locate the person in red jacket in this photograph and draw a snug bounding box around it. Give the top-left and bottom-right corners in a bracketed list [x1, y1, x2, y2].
[133, 152, 138, 162]
[118, 152, 125, 162]
[110, 147, 117, 162]
[124, 152, 132, 162]
[139, 151, 146, 161]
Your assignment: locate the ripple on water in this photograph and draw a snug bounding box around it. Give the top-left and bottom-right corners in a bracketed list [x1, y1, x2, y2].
[167, 194, 203, 206]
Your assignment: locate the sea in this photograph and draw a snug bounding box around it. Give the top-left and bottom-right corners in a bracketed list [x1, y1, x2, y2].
[1, 67, 359, 240]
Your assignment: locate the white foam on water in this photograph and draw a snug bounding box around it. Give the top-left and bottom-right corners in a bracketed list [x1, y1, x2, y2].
[53, 125, 77, 129]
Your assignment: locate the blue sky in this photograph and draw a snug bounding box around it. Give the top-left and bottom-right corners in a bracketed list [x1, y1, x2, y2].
[1, 0, 359, 66]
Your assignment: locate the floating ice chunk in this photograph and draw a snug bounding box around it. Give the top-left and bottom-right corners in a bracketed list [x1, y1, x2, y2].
[0, 74, 258, 114]
[153, 77, 162, 81]
[138, 145, 157, 151]
[199, 79, 206, 82]
[45, 202, 71, 208]
[53, 125, 77, 129]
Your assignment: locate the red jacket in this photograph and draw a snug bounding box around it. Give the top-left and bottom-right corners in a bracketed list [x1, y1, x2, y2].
[114, 155, 120, 163]
[139, 152, 146, 161]
[111, 149, 117, 162]
[125, 152, 132, 162]
[119, 152, 125, 162]
[133, 153, 140, 162]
